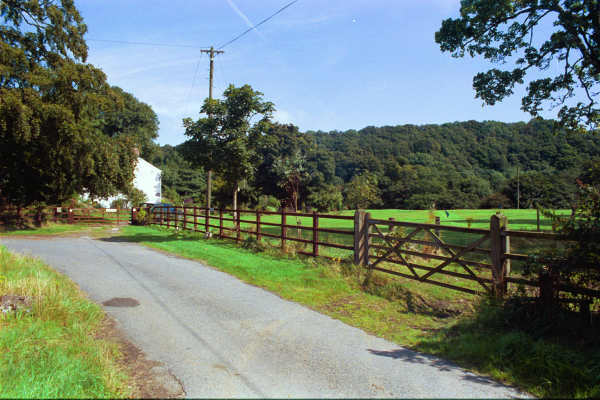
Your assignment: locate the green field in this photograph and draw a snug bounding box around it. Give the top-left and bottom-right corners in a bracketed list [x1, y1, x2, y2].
[153, 208, 568, 291]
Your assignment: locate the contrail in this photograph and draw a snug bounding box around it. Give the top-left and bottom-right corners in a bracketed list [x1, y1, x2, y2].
[225, 0, 266, 40]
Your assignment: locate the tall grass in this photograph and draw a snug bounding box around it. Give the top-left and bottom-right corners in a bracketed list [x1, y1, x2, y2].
[0, 246, 132, 398]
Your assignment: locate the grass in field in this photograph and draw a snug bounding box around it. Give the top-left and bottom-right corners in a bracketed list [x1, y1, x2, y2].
[117, 224, 599, 398]
[0, 222, 102, 236]
[0, 246, 132, 398]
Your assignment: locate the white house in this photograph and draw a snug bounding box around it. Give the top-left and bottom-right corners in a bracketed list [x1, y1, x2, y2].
[84, 157, 161, 208]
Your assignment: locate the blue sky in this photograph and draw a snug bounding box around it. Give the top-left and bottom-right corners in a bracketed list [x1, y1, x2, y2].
[78, 0, 554, 145]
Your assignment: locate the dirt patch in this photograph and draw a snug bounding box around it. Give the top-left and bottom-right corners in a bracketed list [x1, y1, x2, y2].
[95, 315, 185, 398]
[102, 297, 140, 307]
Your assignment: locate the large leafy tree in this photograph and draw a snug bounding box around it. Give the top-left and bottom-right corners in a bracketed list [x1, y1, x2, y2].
[182, 84, 274, 212]
[0, 0, 138, 207]
[436, 0, 600, 131]
[100, 86, 160, 160]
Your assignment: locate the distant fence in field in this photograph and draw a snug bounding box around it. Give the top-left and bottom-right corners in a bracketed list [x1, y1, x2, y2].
[145, 206, 600, 309]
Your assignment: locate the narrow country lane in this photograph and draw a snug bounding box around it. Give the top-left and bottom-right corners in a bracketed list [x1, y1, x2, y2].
[1, 237, 528, 398]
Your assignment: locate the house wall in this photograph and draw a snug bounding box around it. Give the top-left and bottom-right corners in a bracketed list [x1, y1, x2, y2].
[84, 158, 161, 207]
[133, 158, 161, 204]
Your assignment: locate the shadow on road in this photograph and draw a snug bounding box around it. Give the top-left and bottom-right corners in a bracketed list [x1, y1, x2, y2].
[366, 348, 510, 390]
[99, 233, 197, 244]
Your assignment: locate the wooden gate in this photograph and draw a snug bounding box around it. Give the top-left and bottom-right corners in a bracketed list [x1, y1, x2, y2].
[355, 212, 510, 296]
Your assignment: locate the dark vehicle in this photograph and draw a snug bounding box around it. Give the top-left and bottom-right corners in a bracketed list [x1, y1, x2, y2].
[145, 203, 184, 222]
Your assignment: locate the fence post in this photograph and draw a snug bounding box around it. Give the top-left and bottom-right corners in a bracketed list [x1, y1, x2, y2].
[388, 217, 395, 233]
[219, 208, 223, 238]
[490, 213, 509, 298]
[131, 208, 136, 225]
[192, 207, 197, 231]
[68, 208, 74, 224]
[256, 210, 261, 242]
[205, 207, 209, 234]
[54, 207, 58, 223]
[281, 208, 287, 248]
[354, 210, 370, 266]
[313, 211, 319, 257]
[236, 210, 241, 243]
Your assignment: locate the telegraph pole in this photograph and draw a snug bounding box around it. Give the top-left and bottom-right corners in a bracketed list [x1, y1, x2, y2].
[200, 46, 224, 211]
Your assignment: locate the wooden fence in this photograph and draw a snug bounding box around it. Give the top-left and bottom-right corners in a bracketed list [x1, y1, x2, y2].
[146, 206, 354, 259]
[147, 206, 600, 308]
[0, 206, 133, 226]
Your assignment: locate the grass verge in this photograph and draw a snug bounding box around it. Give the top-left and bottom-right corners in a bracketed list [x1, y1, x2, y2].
[118, 224, 600, 398]
[0, 245, 132, 398]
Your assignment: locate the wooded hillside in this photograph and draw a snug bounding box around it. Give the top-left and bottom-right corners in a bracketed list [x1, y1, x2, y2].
[161, 118, 600, 211]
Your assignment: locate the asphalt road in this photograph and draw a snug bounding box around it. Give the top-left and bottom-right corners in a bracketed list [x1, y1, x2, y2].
[1, 237, 528, 398]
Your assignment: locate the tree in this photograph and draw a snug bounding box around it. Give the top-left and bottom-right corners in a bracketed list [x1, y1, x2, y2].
[182, 84, 274, 214]
[0, 0, 138, 207]
[100, 86, 160, 160]
[344, 173, 382, 209]
[436, 0, 600, 131]
[272, 150, 309, 211]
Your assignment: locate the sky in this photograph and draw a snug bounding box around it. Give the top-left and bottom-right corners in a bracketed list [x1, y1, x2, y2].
[77, 0, 557, 146]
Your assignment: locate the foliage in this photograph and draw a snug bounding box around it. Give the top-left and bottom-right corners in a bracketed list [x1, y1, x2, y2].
[257, 195, 280, 211]
[100, 86, 160, 160]
[126, 187, 147, 208]
[182, 84, 274, 208]
[133, 209, 149, 226]
[150, 145, 206, 204]
[344, 173, 382, 209]
[0, 0, 138, 207]
[306, 184, 343, 212]
[271, 150, 309, 211]
[526, 182, 600, 292]
[436, 0, 600, 131]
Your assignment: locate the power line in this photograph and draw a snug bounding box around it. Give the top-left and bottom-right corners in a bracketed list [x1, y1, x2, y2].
[217, 0, 299, 49]
[88, 38, 209, 49]
[185, 54, 204, 115]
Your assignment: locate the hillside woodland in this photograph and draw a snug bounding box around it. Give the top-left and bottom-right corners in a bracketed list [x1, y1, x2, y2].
[157, 119, 600, 211]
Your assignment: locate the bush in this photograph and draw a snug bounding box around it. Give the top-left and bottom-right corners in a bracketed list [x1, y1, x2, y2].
[257, 195, 280, 211]
[133, 209, 149, 226]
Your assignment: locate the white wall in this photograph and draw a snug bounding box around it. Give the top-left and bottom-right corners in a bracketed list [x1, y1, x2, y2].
[133, 158, 161, 204]
[83, 158, 161, 207]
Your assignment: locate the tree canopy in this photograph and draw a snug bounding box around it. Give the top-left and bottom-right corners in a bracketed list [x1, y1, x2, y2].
[436, 0, 599, 132]
[182, 84, 274, 209]
[0, 0, 140, 207]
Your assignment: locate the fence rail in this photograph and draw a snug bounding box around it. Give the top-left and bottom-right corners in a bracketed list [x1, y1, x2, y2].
[147, 206, 354, 259]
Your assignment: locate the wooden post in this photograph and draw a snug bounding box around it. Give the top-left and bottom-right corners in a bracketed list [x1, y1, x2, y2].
[68, 208, 74, 224]
[388, 217, 395, 233]
[490, 213, 510, 297]
[256, 210, 262, 241]
[205, 207, 209, 233]
[193, 207, 198, 231]
[313, 211, 319, 257]
[219, 208, 223, 238]
[54, 207, 58, 223]
[281, 208, 287, 248]
[236, 210, 241, 243]
[131, 208, 136, 225]
[537, 208, 541, 232]
[354, 210, 370, 266]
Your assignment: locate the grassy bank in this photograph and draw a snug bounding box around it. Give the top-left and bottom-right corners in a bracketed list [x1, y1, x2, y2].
[118, 224, 599, 398]
[0, 246, 132, 398]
